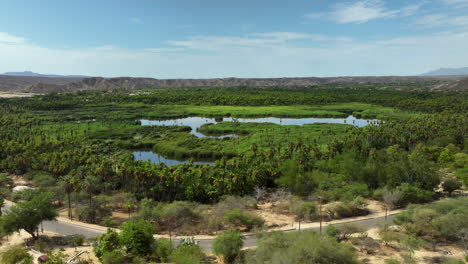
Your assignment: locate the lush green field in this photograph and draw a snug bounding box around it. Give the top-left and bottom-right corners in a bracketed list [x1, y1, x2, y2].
[30, 102, 420, 122]
[154, 123, 354, 159]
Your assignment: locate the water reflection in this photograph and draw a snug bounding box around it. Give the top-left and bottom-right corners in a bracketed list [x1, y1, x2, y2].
[140, 115, 375, 138]
[133, 151, 214, 166]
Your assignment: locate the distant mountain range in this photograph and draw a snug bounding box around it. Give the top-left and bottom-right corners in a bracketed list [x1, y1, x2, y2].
[422, 67, 468, 76]
[1, 71, 89, 78]
[1, 73, 467, 93]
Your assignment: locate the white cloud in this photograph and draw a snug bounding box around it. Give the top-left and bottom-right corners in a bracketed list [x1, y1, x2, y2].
[166, 32, 351, 51]
[0, 32, 25, 44]
[441, 0, 468, 4]
[331, 0, 398, 23]
[306, 0, 422, 24]
[415, 14, 468, 26]
[1, 30, 468, 78]
[129, 17, 142, 24]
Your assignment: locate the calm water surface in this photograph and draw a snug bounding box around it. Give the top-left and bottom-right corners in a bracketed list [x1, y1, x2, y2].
[136, 115, 377, 165]
[133, 151, 214, 166]
[140, 115, 375, 138]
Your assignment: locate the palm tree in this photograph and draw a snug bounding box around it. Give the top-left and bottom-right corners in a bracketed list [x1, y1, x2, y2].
[59, 175, 76, 219]
[0, 196, 5, 216]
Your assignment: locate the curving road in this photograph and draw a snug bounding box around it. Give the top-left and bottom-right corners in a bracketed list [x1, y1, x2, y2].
[3, 203, 396, 251]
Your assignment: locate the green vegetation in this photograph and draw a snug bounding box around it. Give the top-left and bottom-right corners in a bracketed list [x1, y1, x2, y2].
[0, 245, 33, 264]
[93, 223, 207, 263]
[1, 193, 57, 239]
[394, 197, 468, 251]
[247, 230, 361, 264]
[212, 229, 244, 264]
[0, 86, 467, 263]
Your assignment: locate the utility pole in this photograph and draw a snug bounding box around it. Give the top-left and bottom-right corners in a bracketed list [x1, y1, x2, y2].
[319, 197, 323, 234]
[385, 206, 388, 222]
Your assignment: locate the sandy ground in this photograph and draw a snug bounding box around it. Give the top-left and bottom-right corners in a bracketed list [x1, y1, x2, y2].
[0, 230, 99, 264]
[0, 92, 38, 98]
[355, 227, 467, 264]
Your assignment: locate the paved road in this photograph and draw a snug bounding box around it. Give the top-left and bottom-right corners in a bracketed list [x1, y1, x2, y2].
[2, 203, 396, 251]
[198, 214, 397, 251]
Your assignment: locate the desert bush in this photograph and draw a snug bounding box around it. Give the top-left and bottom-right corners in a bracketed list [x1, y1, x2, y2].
[0, 245, 33, 264]
[158, 201, 201, 236]
[390, 183, 434, 208]
[455, 167, 468, 186]
[119, 220, 155, 256]
[101, 250, 127, 264]
[248, 230, 360, 264]
[100, 217, 119, 228]
[77, 202, 112, 224]
[66, 234, 85, 247]
[223, 209, 264, 231]
[213, 229, 243, 264]
[326, 197, 369, 219]
[382, 187, 402, 210]
[169, 244, 205, 264]
[153, 238, 173, 262]
[441, 177, 462, 196]
[290, 201, 317, 230]
[33, 240, 48, 252]
[327, 223, 364, 242]
[10, 188, 40, 202]
[93, 228, 121, 260]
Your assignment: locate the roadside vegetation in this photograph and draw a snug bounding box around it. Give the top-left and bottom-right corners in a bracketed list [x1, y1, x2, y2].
[0, 85, 467, 263]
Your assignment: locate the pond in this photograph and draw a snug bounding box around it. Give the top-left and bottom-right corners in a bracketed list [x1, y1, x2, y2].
[133, 151, 214, 166]
[139, 115, 375, 138]
[136, 115, 377, 166]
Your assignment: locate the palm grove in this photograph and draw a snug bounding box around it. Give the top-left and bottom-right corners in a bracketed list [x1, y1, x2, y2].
[0, 85, 467, 263]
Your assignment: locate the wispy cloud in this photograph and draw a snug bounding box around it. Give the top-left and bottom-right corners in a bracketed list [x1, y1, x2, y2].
[441, 0, 468, 5]
[0, 32, 25, 44]
[306, 0, 422, 24]
[129, 17, 142, 24]
[167, 32, 351, 51]
[415, 14, 468, 26]
[1, 30, 468, 78]
[331, 0, 398, 23]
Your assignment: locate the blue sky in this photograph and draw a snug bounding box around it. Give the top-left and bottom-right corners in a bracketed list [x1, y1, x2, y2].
[1, 0, 468, 78]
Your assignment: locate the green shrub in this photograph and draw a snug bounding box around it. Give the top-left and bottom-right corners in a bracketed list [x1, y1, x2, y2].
[169, 244, 205, 264]
[455, 167, 468, 186]
[67, 234, 85, 247]
[442, 177, 462, 195]
[33, 240, 48, 252]
[101, 250, 127, 264]
[93, 229, 121, 260]
[213, 229, 243, 264]
[10, 189, 40, 202]
[119, 220, 155, 256]
[0, 245, 33, 264]
[384, 258, 401, 264]
[43, 252, 68, 264]
[77, 204, 112, 224]
[395, 183, 433, 207]
[326, 197, 368, 219]
[153, 238, 173, 262]
[249, 230, 360, 264]
[223, 209, 264, 231]
[100, 217, 119, 228]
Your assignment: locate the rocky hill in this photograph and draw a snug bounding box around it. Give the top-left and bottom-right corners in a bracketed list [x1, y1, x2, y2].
[430, 77, 468, 91]
[422, 67, 468, 76]
[1, 75, 467, 93]
[24, 75, 468, 93]
[0, 75, 83, 91]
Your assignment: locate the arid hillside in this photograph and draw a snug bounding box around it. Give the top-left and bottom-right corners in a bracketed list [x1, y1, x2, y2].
[0, 75, 83, 91]
[1, 74, 467, 93]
